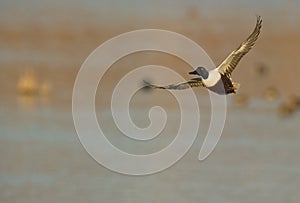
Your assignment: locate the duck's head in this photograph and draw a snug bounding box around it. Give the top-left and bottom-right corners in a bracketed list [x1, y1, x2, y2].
[189, 66, 209, 79]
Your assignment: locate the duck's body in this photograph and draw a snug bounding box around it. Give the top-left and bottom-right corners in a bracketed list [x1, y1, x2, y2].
[207, 74, 237, 95]
[188, 68, 237, 94]
[146, 16, 262, 95]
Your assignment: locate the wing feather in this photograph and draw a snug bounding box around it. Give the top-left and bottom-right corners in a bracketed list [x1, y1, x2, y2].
[217, 16, 262, 77]
[144, 79, 204, 90]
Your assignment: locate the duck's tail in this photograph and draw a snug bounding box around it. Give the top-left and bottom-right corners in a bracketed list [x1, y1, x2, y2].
[233, 82, 240, 93]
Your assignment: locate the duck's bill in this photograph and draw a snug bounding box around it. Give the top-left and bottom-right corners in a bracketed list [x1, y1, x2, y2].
[189, 70, 199, 75]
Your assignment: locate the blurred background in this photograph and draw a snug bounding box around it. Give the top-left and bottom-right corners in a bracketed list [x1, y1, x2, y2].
[1, 0, 300, 202]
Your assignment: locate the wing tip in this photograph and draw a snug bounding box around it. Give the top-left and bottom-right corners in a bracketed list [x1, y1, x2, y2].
[143, 80, 165, 89]
[255, 15, 263, 29]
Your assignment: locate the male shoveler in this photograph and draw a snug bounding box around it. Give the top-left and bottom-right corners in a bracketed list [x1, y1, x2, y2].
[146, 16, 262, 95]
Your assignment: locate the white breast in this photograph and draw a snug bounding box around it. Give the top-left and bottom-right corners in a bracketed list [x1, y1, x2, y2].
[202, 69, 221, 87]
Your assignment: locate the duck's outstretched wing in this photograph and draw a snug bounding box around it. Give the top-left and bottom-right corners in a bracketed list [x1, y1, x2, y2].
[144, 78, 204, 90]
[217, 16, 262, 77]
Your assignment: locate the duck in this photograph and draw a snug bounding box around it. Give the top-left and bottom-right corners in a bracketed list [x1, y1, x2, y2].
[17, 67, 39, 96]
[263, 86, 279, 101]
[145, 16, 262, 95]
[252, 62, 269, 77]
[277, 96, 300, 117]
[287, 95, 300, 110]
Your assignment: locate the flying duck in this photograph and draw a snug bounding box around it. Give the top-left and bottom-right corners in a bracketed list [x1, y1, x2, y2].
[145, 16, 262, 95]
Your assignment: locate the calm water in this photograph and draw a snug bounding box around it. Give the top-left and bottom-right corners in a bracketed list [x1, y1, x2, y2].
[1, 94, 300, 202]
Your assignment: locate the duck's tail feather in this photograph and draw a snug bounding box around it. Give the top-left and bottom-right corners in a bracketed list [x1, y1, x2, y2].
[233, 82, 240, 93]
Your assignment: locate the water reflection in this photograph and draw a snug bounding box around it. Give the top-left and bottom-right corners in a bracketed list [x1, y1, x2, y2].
[17, 94, 38, 108]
